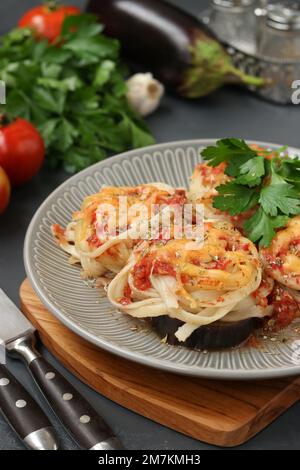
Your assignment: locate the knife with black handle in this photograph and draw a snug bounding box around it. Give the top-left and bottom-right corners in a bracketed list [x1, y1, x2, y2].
[0, 364, 58, 450]
[0, 289, 124, 450]
[27, 352, 122, 449]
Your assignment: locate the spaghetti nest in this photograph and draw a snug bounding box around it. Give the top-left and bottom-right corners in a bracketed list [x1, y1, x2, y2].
[52, 183, 186, 279]
[107, 221, 267, 342]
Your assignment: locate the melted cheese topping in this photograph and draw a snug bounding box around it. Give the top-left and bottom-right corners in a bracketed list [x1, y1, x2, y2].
[132, 221, 259, 297]
[261, 216, 300, 290]
[52, 183, 185, 278]
[107, 220, 262, 340]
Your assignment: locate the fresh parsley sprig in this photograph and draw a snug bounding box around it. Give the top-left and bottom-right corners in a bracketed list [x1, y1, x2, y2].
[201, 138, 300, 247]
[0, 14, 155, 173]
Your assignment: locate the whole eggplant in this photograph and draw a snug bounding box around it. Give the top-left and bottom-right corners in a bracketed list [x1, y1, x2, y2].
[86, 0, 265, 98]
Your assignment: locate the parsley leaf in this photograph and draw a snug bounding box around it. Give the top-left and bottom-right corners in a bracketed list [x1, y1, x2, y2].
[259, 183, 300, 216]
[201, 138, 256, 167]
[38, 118, 59, 147]
[244, 208, 289, 247]
[0, 14, 154, 173]
[235, 156, 265, 186]
[279, 158, 300, 183]
[200, 138, 300, 246]
[213, 182, 259, 215]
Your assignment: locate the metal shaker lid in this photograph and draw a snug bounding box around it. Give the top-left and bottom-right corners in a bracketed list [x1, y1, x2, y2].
[212, 0, 254, 8]
[266, 2, 300, 31]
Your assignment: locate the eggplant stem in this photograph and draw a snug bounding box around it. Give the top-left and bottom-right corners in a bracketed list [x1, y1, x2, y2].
[226, 66, 268, 87]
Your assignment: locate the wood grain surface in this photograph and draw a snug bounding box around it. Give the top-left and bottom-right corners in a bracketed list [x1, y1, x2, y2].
[20, 279, 300, 447]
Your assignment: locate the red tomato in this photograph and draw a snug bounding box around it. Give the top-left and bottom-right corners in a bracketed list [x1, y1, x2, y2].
[18, 3, 80, 43]
[0, 166, 11, 214]
[0, 118, 45, 186]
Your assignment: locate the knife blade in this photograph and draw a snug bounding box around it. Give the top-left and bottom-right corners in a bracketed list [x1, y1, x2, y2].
[0, 364, 58, 450]
[0, 289, 124, 450]
[0, 290, 35, 343]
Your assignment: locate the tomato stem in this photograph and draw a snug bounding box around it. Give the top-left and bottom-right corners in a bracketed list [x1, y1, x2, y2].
[0, 114, 8, 127]
[43, 0, 60, 12]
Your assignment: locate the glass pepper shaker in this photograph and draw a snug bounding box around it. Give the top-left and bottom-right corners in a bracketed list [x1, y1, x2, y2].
[256, 2, 300, 59]
[208, 0, 258, 54]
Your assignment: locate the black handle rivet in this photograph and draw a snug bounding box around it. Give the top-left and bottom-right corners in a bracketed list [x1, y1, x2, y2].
[62, 393, 73, 401]
[15, 400, 27, 408]
[79, 415, 91, 424]
[0, 378, 9, 386]
[45, 372, 55, 380]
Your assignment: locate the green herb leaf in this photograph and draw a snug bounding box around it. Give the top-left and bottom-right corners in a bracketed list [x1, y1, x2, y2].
[213, 182, 259, 215]
[43, 47, 72, 64]
[55, 118, 78, 152]
[61, 14, 103, 38]
[235, 156, 265, 186]
[259, 183, 300, 216]
[200, 138, 300, 246]
[62, 36, 119, 60]
[37, 76, 82, 92]
[33, 87, 65, 114]
[122, 115, 155, 149]
[1, 13, 154, 173]
[244, 208, 289, 247]
[5, 90, 31, 120]
[93, 60, 116, 87]
[63, 146, 106, 173]
[201, 138, 256, 167]
[38, 118, 59, 147]
[279, 158, 300, 183]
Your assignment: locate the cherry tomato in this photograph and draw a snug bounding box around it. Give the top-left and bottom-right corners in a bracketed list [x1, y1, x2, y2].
[18, 2, 80, 43]
[0, 166, 11, 214]
[0, 118, 45, 186]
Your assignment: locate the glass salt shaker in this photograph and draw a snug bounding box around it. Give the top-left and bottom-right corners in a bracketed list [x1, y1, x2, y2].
[256, 2, 300, 59]
[208, 0, 258, 54]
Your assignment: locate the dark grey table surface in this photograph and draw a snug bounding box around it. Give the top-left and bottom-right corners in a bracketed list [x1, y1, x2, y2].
[0, 0, 299, 450]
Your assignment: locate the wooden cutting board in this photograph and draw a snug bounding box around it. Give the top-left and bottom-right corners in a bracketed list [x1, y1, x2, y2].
[20, 278, 300, 447]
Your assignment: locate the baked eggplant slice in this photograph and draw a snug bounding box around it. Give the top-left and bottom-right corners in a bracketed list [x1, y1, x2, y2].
[151, 316, 261, 350]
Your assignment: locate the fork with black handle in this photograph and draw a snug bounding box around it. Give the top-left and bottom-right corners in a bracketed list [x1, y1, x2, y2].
[0, 289, 124, 450]
[0, 363, 58, 450]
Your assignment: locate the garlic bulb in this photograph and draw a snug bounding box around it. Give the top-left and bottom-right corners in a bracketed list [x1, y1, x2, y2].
[126, 73, 164, 117]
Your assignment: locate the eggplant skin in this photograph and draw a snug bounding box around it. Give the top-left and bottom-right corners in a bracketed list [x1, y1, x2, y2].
[151, 316, 261, 350]
[86, 0, 216, 91]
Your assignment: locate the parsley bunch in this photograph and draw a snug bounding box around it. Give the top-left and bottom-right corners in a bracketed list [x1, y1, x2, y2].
[0, 14, 155, 172]
[201, 138, 300, 247]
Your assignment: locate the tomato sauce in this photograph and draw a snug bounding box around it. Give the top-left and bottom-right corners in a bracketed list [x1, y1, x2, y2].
[209, 257, 231, 270]
[87, 233, 103, 248]
[180, 273, 190, 284]
[133, 253, 177, 290]
[132, 254, 154, 291]
[52, 224, 65, 237]
[91, 211, 97, 224]
[152, 260, 176, 277]
[262, 253, 284, 271]
[198, 162, 227, 186]
[118, 284, 132, 305]
[266, 284, 299, 331]
[159, 189, 186, 207]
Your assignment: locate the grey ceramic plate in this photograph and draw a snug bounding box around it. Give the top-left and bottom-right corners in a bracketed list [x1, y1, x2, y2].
[24, 139, 300, 380]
